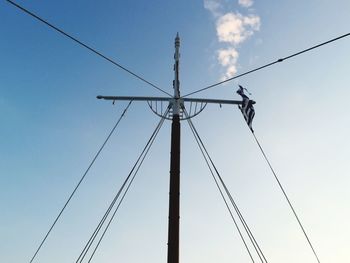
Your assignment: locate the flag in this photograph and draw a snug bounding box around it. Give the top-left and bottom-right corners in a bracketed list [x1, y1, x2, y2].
[237, 85, 256, 132]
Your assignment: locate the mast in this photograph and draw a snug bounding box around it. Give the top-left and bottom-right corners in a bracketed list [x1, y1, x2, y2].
[97, 33, 241, 263]
[167, 33, 181, 263]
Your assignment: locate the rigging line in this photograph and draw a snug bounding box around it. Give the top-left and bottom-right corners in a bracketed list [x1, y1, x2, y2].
[183, 32, 350, 98]
[76, 108, 169, 263]
[76, 107, 170, 263]
[76, 111, 166, 263]
[6, 0, 172, 97]
[189, 114, 266, 261]
[83, 108, 169, 263]
[251, 131, 321, 263]
[185, 111, 267, 263]
[87, 110, 168, 263]
[183, 109, 256, 263]
[183, 107, 266, 260]
[28, 100, 132, 263]
[195, 125, 268, 260]
[236, 106, 320, 262]
[219, 176, 267, 263]
[76, 170, 128, 263]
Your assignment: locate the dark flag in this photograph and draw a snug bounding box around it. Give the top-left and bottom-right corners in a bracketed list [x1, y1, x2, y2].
[237, 85, 256, 132]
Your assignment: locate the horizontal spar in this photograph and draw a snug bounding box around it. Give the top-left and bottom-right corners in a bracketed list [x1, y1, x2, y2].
[183, 98, 242, 105]
[97, 96, 242, 105]
[97, 95, 171, 102]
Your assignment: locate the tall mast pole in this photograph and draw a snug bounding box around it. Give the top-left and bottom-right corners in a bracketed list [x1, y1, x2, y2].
[167, 33, 181, 263]
[97, 34, 241, 263]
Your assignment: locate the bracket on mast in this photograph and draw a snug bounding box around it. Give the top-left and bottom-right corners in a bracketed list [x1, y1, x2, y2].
[147, 98, 207, 120]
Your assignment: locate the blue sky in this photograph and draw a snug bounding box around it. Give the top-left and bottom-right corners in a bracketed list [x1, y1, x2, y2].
[1, 0, 350, 262]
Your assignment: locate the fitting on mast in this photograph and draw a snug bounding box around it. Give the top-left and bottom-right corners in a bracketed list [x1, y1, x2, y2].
[97, 33, 242, 120]
[172, 33, 181, 116]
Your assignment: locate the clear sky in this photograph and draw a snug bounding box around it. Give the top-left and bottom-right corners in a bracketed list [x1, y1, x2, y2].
[1, 0, 350, 262]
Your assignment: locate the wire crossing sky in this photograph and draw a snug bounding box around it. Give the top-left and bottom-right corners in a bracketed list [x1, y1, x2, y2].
[184, 32, 350, 97]
[1, 1, 350, 263]
[8, 0, 349, 100]
[5, 0, 172, 97]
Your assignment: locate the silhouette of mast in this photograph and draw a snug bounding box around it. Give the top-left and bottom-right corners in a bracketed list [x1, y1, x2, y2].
[167, 33, 181, 263]
[97, 34, 242, 263]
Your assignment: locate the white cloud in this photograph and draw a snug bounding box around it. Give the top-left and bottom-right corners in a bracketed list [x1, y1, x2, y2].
[204, 0, 222, 17]
[243, 15, 260, 30]
[204, 0, 260, 79]
[218, 48, 239, 67]
[238, 0, 254, 8]
[216, 13, 260, 45]
[217, 48, 239, 78]
[225, 65, 238, 79]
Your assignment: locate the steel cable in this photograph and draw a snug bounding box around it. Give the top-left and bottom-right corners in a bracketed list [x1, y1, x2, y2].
[237, 108, 321, 263]
[76, 107, 170, 263]
[183, 32, 350, 98]
[6, 0, 172, 97]
[27, 100, 132, 263]
[184, 108, 266, 263]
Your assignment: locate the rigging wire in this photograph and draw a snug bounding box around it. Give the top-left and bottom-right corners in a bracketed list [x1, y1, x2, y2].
[87, 109, 168, 263]
[183, 32, 350, 98]
[183, 108, 266, 263]
[252, 132, 321, 263]
[76, 107, 170, 263]
[185, 117, 260, 263]
[219, 174, 267, 263]
[237, 109, 321, 263]
[28, 100, 133, 263]
[6, 0, 172, 97]
[77, 107, 168, 263]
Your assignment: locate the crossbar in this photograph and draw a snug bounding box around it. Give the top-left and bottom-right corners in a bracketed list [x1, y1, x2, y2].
[97, 96, 242, 105]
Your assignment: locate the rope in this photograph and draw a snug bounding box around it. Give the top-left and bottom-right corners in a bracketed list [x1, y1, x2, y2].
[252, 132, 321, 263]
[236, 106, 321, 262]
[219, 175, 267, 263]
[186, 120, 255, 262]
[6, 0, 172, 97]
[184, 108, 267, 263]
[187, 117, 267, 262]
[183, 32, 350, 97]
[28, 100, 132, 263]
[87, 110, 167, 262]
[76, 107, 169, 263]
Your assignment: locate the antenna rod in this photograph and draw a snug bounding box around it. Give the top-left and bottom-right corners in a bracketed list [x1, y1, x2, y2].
[167, 33, 181, 263]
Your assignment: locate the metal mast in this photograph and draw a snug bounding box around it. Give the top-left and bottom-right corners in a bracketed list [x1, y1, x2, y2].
[167, 33, 181, 263]
[97, 34, 242, 263]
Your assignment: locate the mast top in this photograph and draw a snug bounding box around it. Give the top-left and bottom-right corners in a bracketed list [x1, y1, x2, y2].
[97, 33, 241, 120]
[175, 32, 180, 48]
[173, 33, 181, 115]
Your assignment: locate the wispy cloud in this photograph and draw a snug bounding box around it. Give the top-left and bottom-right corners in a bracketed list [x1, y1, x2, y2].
[238, 0, 254, 8]
[204, 0, 222, 17]
[204, 0, 261, 79]
[216, 13, 260, 45]
[217, 48, 239, 78]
